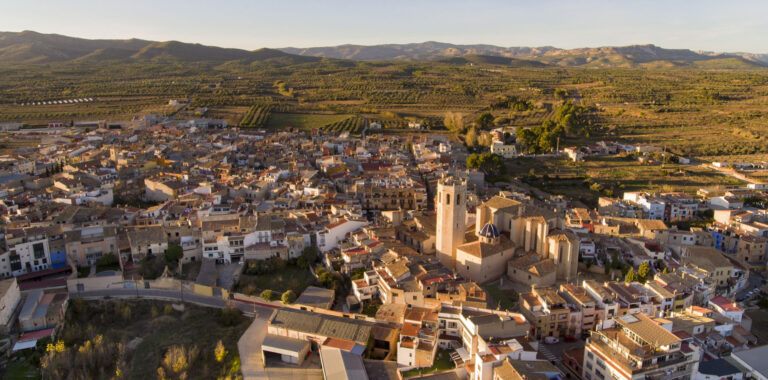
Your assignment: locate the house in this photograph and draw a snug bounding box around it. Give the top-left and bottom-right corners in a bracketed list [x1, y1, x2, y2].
[0, 278, 21, 333]
[490, 141, 517, 158]
[681, 246, 735, 288]
[564, 147, 583, 162]
[710, 196, 744, 210]
[294, 286, 335, 310]
[317, 218, 368, 252]
[708, 295, 743, 323]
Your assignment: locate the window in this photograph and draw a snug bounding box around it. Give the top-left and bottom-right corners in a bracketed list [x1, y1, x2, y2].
[32, 242, 45, 259]
[446, 193, 451, 205]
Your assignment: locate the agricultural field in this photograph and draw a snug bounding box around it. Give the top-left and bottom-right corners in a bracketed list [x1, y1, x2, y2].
[2, 58, 768, 161]
[321, 116, 367, 136]
[505, 155, 744, 205]
[265, 112, 351, 130]
[238, 105, 273, 127]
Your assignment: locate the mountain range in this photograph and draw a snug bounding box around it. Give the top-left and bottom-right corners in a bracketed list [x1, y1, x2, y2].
[0, 30, 318, 65]
[282, 41, 768, 68]
[1, 30, 767, 69]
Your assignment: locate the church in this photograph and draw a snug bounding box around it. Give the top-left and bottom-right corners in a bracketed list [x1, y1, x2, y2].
[435, 176, 579, 284]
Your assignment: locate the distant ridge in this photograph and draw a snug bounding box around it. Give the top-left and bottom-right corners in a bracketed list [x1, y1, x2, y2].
[0, 31, 765, 68]
[0, 30, 318, 64]
[280, 41, 768, 68]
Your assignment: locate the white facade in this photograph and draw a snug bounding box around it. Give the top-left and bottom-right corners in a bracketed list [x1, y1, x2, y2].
[490, 142, 517, 158]
[317, 219, 368, 252]
[3, 236, 51, 277]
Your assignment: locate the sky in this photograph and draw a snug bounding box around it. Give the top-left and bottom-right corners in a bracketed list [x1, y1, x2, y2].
[1, 0, 767, 53]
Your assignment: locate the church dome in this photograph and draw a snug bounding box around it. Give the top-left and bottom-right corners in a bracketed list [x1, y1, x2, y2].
[479, 223, 500, 239]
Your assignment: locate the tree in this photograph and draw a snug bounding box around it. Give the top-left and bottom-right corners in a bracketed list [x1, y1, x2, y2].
[465, 127, 477, 148]
[625, 268, 637, 283]
[96, 253, 119, 271]
[260, 289, 275, 301]
[477, 112, 494, 128]
[443, 111, 465, 132]
[297, 246, 318, 269]
[516, 128, 538, 153]
[467, 153, 503, 176]
[214, 340, 228, 363]
[164, 244, 183, 263]
[638, 262, 650, 283]
[554, 88, 569, 101]
[281, 290, 297, 304]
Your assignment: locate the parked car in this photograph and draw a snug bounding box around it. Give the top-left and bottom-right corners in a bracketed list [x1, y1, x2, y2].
[564, 335, 577, 342]
[544, 336, 559, 344]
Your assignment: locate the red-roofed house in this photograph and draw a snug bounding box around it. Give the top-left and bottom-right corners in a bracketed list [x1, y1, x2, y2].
[709, 296, 743, 322]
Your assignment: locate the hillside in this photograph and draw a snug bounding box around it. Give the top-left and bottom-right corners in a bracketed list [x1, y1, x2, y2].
[1, 31, 765, 68]
[281, 41, 768, 68]
[436, 54, 547, 67]
[0, 30, 317, 64]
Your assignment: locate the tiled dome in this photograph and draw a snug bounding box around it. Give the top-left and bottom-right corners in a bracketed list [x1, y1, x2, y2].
[479, 223, 500, 239]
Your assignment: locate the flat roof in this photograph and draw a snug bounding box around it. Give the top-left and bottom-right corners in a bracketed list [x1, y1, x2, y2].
[268, 308, 372, 345]
[261, 334, 309, 355]
[732, 345, 768, 377]
[295, 286, 335, 309]
[320, 347, 368, 380]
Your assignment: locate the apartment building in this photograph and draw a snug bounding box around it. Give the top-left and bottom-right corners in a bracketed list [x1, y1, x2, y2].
[63, 226, 119, 266]
[2, 227, 51, 277]
[584, 313, 699, 380]
[397, 307, 439, 369]
[519, 287, 571, 340]
[559, 283, 598, 337]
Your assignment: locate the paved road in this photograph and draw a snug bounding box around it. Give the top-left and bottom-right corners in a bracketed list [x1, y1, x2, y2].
[71, 287, 276, 317]
[239, 311, 273, 379]
[700, 163, 758, 185]
[737, 271, 765, 300]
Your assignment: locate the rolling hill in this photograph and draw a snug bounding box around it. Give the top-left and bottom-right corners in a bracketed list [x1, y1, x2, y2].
[0, 30, 318, 65]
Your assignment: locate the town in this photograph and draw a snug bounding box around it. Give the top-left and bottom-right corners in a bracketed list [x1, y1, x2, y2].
[0, 113, 766, 380]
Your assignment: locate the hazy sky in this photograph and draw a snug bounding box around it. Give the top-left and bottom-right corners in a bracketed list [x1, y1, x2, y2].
[2, 0, 767, 52]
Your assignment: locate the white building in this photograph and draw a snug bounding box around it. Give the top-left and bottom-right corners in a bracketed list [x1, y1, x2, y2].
[623, 192, 666, 220]
[2, 228, 51, 277]
[316, 218, 368, 252]
[490, 141, 517, 158]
